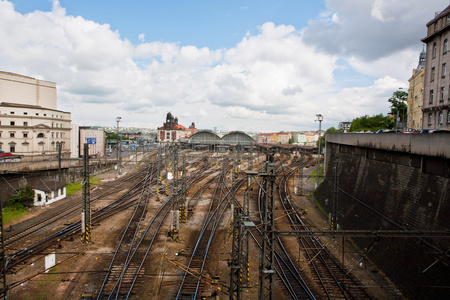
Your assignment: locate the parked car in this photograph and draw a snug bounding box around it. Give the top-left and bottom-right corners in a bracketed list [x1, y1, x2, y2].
[0, 151, 13, 157]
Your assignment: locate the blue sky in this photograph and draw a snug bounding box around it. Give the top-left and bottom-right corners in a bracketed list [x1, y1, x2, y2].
[13, 1, 326, 48]
[1, 0, 448, 131]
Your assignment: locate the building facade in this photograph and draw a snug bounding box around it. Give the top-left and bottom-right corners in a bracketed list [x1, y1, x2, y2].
[157, 112, 197, 143]
[0, 72, 71, 160]
[421, 5, 450, 130]
[79, 127, 106, 157]
[408, 49, 426, 131]
[293, 132, 307, 145]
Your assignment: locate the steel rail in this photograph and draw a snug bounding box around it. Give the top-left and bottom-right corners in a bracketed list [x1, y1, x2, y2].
[175, 163, 237, 299]
[278, 155, 371, 299]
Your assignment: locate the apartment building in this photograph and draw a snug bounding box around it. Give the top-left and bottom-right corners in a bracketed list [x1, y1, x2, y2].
[421, 5, 450, 130]
[408, 49, 426, 131]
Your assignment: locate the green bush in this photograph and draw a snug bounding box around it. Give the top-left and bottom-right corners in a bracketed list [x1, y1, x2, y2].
[8, 186, 34, 208]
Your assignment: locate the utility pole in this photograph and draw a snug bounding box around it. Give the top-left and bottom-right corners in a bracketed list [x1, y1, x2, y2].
[316, 114, 323, 187]
[81, 143, 91, 244]
[331, 159, 340, 231]
[180, 151, 186, 223]
[170, 145, 179, 242]
[0, 198, 7, 299]
[116, 117, 122, 176]
[259, 155, 276, 300]
[230, 171, 255, 299]
[156, 147, 162, 200]
[58, 142, 62, 182]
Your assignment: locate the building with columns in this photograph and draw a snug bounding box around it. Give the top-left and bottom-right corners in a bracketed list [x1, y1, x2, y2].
[0, 71, 71, 160]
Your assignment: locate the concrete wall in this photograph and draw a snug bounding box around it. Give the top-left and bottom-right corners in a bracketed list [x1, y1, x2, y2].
[316, 133, 450, 299]
[326, 133, 450, 159]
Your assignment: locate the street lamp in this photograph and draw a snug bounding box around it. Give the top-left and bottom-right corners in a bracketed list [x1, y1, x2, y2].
[116, 117, 122, 175]
[315, 114, 323, 187]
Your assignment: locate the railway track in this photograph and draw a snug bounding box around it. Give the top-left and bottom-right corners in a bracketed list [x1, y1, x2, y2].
[277, 154, 372, 299]
[175, 164, 234, 299]
[4, 155, 157, 252]
[3, 148, 383, 299]
[252, 153, 316, 299]
[7, 160, 157, 270]
[96, 157, 214, 299]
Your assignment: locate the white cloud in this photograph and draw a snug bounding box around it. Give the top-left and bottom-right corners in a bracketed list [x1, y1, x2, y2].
[304, 0, 448, 61]
[0, 0, 441, 131]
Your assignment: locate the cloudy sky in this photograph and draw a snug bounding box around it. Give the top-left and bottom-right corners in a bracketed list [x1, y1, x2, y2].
[0, 0, 447, 131]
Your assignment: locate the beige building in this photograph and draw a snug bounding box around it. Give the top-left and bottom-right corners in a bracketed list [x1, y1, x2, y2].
[79, 127, 106, 158]
[408, 49, 426, 131]
[421, 5, 450, 130]
[0, 72, 71, 160]
[277, 132, 291, 144]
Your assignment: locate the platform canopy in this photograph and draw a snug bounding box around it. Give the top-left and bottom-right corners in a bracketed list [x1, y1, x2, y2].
[188, 130, 254, 145]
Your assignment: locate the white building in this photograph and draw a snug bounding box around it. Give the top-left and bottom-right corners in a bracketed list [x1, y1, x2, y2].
[0, 72, 71, 160]
[70, 124, 80, 158]
[79, 127, 106, 158]
[31, 181, 66, 206]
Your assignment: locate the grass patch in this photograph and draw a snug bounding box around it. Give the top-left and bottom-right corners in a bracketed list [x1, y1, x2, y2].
[311, 192, 329, 218]
[66, 176, 101, 195]
[2, 204, 30, 224]
[308, 166, 324, 185]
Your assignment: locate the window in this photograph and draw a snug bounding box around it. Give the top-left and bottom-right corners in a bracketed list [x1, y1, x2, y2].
[43, 114, 46, 116]
[23, 112, 27, 115]
[10, 145, 15, 152]
[448, 111, 450, 123]
[23, 122, 28, 126]
[444, 40, 448, 53]
[433, 43, 437, 58]
[23, 133, 28, 138]
[441, 87, 445, 102]
[431, 67, 435, 81]
[443, 63, 447, 77]
[37, 133, 44, 138]
[430, 90, 434, 104]
[9, 132, 14, 138]
[428, 113, 433, 125]
[435, 22, 438, 32]
[439, 111, 444, 125]
[36, 113, 39, 116]
[56, 132, 59, 138]
[447, 15, 450, 25]
[10, 121, 15, 126]
[52, 133, 54, 139]
[10, 111, 14, 115]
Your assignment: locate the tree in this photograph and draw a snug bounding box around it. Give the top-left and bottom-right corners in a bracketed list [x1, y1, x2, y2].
[8, 186, 35, 208]
[317, 127, 344, 149]
[388, 90, 408, 130]
[349, 114, 394, 132]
